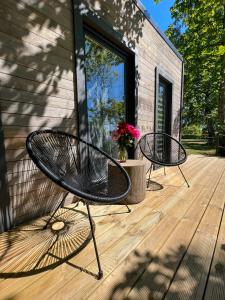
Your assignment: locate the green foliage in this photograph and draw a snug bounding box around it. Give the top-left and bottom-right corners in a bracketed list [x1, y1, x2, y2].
[182, 124, 201, 136]
[164, 0, 225, 136]
[88, 99, 125, 125]
[85, 34, 123, 83]
[182, 139, 216, 155]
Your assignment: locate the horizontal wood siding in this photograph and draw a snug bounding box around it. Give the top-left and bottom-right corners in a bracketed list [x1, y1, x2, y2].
[138, 19, 182, 137]
[0, 0, 77, 230]
[0, 0, 182, 232]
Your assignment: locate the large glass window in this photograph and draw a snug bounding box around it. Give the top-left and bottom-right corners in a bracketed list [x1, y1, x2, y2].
[84, 32, 127, 157]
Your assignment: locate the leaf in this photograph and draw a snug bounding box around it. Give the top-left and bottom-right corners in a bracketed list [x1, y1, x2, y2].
[218, 45, 225, 55]
[164, 0, 225, 129]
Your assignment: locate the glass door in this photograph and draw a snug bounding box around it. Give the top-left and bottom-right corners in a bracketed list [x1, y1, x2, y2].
[84, 31, 127, 158]
[155, 78, 172, 135]
[155, 76, 172, 164]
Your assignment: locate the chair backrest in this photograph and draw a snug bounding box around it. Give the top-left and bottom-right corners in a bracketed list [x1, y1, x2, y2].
[26, 130, 131, 204]
[138, 132, 187, 166]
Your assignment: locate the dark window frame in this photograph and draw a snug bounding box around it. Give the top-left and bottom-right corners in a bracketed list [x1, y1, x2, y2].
[72, 1, 136, 157]
[0, 112, 11, 232]
[84, 25, 130, 125]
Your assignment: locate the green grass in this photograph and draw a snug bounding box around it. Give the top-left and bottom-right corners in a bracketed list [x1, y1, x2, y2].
[182, 139, 216, 156]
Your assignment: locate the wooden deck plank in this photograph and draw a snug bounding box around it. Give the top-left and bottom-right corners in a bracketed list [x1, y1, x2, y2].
[127, 158, 225, 300]
[204, 213, 225, 300]
[126, 188, 217, 300]
[203, 172, 225, 300]
[59, 188, 204, 299]
[10, 186, 179, 300]
[86, 185, 205, 300]
[49, 155, 214, 297]
[0, 156, 225, 300]
[0, 185, 179, 299]
[155, 155, 218, 188]
[0, 204, 130, 289]
[164, 172, 225, 300]
[10, 171, 195, 299]
[53, 155, 217, 299]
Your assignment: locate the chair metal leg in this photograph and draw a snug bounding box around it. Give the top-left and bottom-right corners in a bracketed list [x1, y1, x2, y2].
[43, 192, 69, 230]
[125, 205, 131, 213]
[164, 166, 166, 176]
[178, 165, 190, 188]
[147, 163, 153, 188]
[86, 203, 103, 280]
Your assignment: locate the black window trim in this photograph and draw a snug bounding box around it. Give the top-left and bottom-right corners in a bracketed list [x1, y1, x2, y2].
[154, 67, 174, 136]
[72, 1, 136, 157]
[84, 25, 130, 62]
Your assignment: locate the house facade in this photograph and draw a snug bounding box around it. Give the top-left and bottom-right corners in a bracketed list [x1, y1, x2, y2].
[0, 0, 183, 232]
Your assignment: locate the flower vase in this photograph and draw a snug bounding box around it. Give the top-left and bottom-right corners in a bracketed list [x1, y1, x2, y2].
[118, 147, 127, 163]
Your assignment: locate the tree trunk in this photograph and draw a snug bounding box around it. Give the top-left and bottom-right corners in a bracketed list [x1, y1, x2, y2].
[218, 4, 225, 130]
[218, 62, 225, 127]
[207, 118, 215, 146]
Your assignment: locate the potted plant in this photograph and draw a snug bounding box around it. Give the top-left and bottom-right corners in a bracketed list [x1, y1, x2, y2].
[112, 122, 140, 162]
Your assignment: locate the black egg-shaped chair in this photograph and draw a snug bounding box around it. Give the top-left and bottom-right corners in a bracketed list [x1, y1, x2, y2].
[138, 132, 189, 188]
[26, 130, 131, 279]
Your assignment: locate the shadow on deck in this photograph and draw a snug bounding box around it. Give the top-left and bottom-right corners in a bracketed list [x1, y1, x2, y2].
[0, 155, 225, 299]
[0, 207, 92, 278]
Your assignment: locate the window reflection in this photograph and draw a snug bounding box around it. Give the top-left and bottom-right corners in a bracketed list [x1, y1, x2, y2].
[85, 33, 126, 157]
[157, 82, 167, 133]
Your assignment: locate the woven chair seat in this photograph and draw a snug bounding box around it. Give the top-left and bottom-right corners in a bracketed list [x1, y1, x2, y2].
[26, 130, 131, 204]
[138, 132, 189, 188]
[139, 132, 187, 166]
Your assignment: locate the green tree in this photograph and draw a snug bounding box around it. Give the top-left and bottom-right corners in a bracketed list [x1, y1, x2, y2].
[164, 0, 225, 139]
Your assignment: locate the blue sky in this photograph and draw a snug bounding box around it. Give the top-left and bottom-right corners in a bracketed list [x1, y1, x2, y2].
[140, 0, 174, 32]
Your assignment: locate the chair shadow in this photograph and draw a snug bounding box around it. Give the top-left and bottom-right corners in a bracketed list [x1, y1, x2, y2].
[0, 207, 93, 278]
[49, 253, 98, 279]
[146, 180, 164, 191]
[92, 205, 131, 218]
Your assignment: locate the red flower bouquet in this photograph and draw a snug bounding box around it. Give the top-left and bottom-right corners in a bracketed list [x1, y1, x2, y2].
[112, 122, 141, 162]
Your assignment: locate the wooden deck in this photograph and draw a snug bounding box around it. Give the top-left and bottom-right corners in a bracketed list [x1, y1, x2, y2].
[0, 155, 225, 300]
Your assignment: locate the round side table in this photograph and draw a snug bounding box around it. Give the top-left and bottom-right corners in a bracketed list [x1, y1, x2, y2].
[112, 159, 146, 204]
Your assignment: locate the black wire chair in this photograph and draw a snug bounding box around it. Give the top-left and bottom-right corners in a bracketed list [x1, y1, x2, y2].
[26, 129, 131, 279]
[138, 132, 189, 188]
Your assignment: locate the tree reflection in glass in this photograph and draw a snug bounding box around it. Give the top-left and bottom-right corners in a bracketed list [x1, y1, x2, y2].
[85, 33, 126, 157]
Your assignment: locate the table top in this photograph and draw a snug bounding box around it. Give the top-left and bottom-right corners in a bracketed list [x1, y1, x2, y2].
[119, 159, 146, 167]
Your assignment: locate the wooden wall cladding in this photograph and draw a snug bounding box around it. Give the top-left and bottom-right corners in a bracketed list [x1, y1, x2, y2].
[0, 0, 182, 232]
[0, 0, 77, 231]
